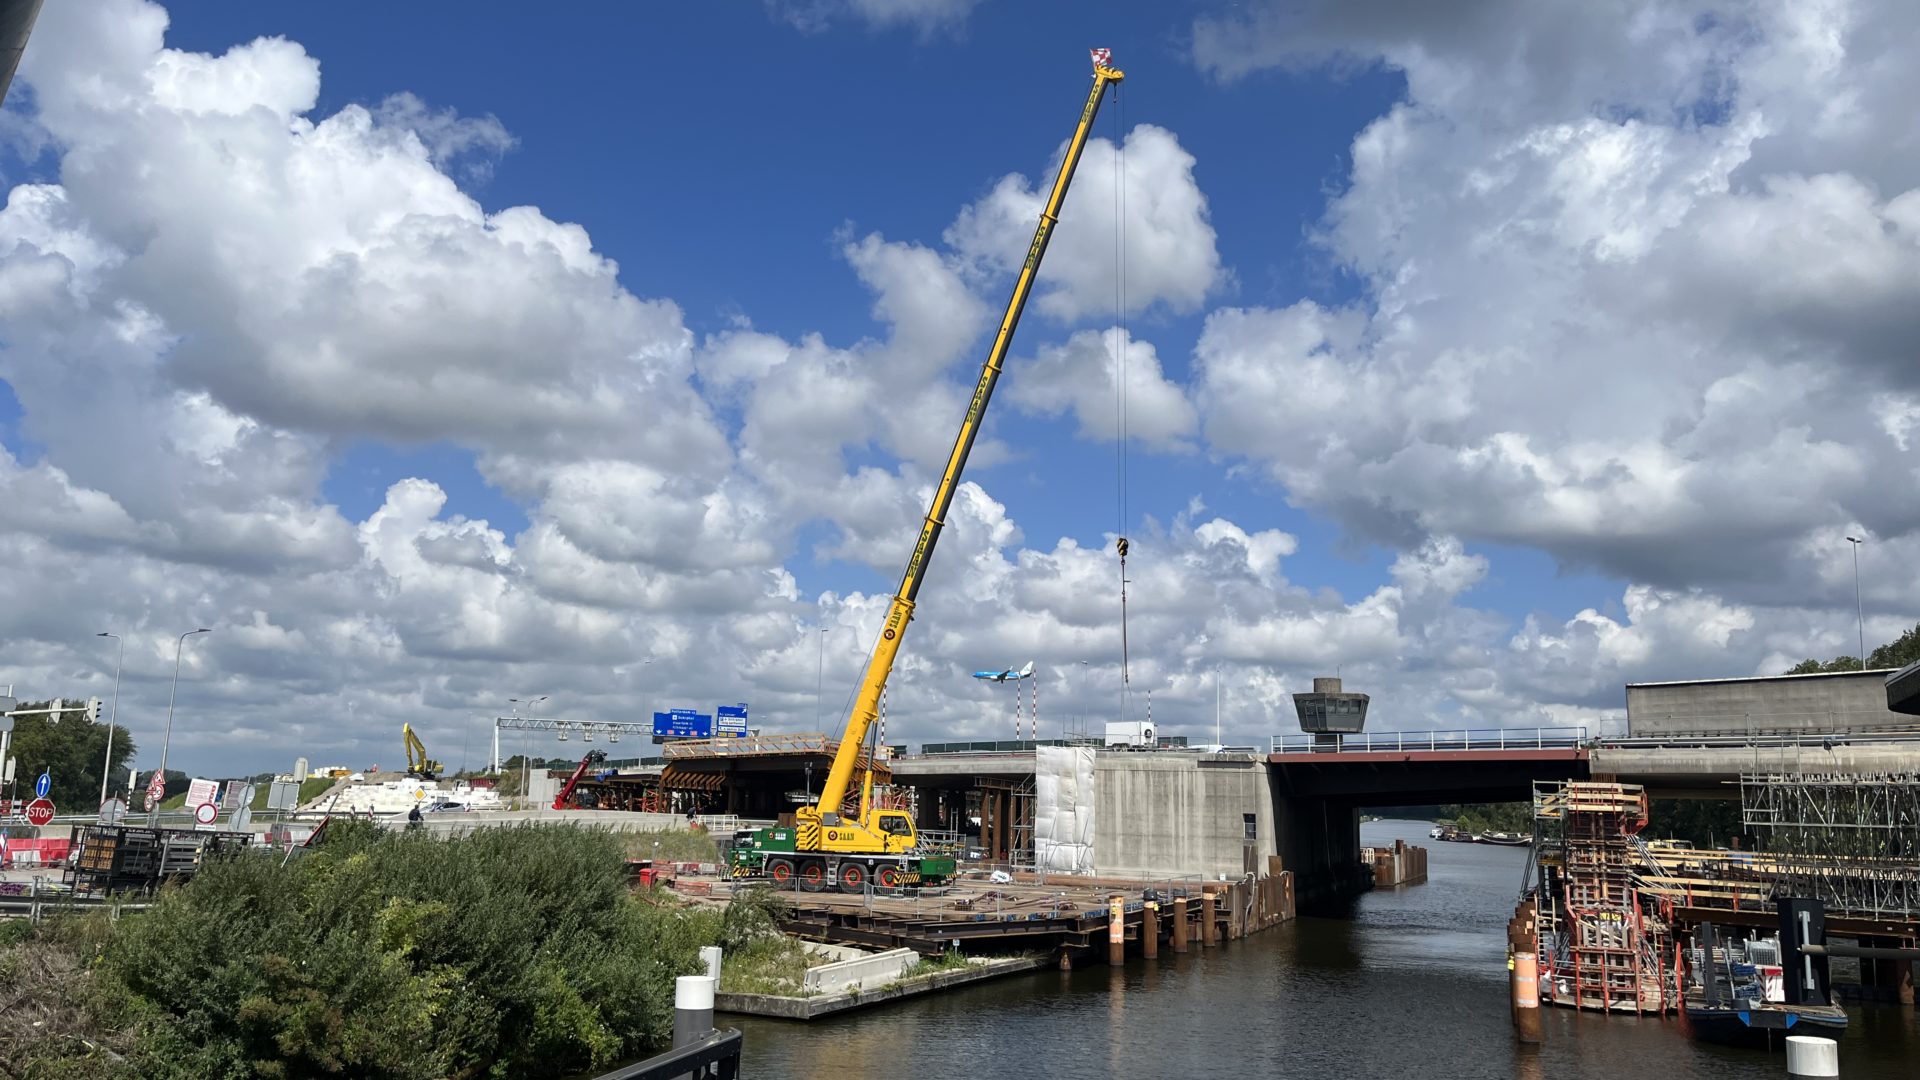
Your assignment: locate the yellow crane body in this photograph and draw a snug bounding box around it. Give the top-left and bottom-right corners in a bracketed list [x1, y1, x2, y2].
[794, 55, 1125, 860]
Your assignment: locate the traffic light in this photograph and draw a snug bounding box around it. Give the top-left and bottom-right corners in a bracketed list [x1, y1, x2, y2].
[86, 697, 103, 722]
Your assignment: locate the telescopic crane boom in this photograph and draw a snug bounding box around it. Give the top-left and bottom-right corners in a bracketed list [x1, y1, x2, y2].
[797, 51, 1125, 854]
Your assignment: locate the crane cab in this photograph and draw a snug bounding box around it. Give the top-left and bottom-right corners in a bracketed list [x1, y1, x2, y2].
[874, 810, 917, 853]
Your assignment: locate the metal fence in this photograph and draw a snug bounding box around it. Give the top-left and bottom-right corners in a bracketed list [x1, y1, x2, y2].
[587, 1028, 741, 1080]
[1269, 726, 1588, 754]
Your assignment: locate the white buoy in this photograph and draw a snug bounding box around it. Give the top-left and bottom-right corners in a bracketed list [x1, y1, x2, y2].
[1785, 1035, 1838, 1078]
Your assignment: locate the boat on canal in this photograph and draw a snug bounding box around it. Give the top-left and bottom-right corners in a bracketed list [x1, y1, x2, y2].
[1682, 933, 1848, 1049]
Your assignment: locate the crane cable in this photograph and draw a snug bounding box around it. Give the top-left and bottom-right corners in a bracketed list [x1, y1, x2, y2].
[1109, 80, 1133, 708]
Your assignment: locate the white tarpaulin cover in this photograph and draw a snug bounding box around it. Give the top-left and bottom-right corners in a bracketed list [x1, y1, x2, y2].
[1034, 746, 1096, 874]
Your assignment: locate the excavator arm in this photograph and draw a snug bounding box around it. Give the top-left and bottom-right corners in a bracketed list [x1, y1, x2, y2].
[805, 54, 1125, 832]
[402, 724, 442, 780]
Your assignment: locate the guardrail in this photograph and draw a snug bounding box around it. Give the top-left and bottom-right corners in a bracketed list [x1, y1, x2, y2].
[587, 1028, 741, 1080]
[1269, 727, 1589, 754]
[0, 879, 154, 922]
[1595, 729, 1920, 750]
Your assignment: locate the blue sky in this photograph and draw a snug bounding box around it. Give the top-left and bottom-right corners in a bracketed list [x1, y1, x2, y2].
[1, 0, 1910, 772]
[132, 3, 1609, 624]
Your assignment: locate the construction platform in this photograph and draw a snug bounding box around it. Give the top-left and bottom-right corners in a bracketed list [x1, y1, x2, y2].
[691, 862, 1296, 964]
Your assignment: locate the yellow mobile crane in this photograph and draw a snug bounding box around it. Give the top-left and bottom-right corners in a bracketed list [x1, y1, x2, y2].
[728, 51, 1125, 892]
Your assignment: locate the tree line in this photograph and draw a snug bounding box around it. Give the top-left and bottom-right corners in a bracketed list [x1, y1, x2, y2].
[1783, 621, 1920, 674]
[1, 698, 138, 810]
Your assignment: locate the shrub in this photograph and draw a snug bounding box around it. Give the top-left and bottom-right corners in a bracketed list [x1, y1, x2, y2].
[88, 822, 709, 1079]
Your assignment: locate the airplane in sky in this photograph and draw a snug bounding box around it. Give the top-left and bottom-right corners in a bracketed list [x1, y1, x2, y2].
[971, 661, 1035, 683]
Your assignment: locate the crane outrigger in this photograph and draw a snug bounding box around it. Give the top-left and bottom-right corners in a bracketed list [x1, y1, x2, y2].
[728, 50, 1125, 892]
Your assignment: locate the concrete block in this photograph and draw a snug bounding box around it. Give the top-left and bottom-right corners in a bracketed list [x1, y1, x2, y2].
[801, 947, 919, 995]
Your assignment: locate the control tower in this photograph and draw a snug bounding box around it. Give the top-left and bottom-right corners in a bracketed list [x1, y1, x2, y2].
[1293, 676, 1369, 750]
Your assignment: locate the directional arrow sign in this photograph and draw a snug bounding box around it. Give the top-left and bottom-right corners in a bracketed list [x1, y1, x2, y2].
[25, 798, 54, 827]
[34, 770, 50, 799]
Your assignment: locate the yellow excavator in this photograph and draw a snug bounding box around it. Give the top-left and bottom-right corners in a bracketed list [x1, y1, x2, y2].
[727, 51, 1125, 892]
[403, 724, 443, 780]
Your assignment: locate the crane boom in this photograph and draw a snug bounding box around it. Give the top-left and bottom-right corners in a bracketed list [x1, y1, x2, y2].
[807, 55, 1125, 829]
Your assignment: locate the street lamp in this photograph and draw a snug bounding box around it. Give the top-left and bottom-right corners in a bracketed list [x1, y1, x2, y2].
[96, 632, 124, 811]
[1215, 663, 1223, 751]
[510, 697, 545, 798]
[1076, 660, 1089, 741]
[815, 628, 827, 729]
[151, 628, 211, 824]
[1846, 536, 1866, 667]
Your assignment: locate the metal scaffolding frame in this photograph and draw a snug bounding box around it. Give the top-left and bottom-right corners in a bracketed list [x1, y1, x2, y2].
[490, 716, 657, 770]
[1739, 771, 1920, 919]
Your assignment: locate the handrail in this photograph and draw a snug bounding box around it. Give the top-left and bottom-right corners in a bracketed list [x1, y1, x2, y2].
[587, 1028, 742, 1080]
[1267, 726, 1588, 754]
[1595, 729, 1920, 749]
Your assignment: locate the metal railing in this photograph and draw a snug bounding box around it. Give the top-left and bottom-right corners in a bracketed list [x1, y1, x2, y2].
[664, 733, 834, 759]
[1268, 726, 1588, 754]
[0, 878, 154, 922]
[587, 1028, 741, 1080]
[1596, 728, 1920, 750]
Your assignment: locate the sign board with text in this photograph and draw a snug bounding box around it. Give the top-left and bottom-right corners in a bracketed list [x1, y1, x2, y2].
[716, 703, 749, 737]
[652, 709, 713, 739]
[185, 778, 219, 810]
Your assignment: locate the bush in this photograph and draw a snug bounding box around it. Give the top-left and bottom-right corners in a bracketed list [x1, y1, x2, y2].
[86, 822, 710, 1079]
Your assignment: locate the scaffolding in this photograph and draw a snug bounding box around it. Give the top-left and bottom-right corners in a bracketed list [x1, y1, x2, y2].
[1530, 781, 1677, 1014]
[1739, 771, 1920, 920]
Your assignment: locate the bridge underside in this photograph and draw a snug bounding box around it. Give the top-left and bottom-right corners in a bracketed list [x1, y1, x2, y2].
[1268, 749, 1589, 913]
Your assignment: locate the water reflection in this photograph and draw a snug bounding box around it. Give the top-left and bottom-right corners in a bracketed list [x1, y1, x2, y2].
[732, 820, 1918, 1079]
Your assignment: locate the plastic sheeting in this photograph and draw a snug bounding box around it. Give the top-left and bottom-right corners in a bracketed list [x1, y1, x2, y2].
[1034, 746, 1096, 874]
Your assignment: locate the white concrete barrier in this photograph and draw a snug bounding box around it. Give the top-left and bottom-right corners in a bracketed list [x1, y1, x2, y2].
[801, 947, 919, 995]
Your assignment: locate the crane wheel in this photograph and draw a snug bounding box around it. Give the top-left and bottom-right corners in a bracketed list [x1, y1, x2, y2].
[838, 862, 868, 894]
[767, 858, 795, 885]
[798, 861, 827, 893]
[878, 866, 905, 889]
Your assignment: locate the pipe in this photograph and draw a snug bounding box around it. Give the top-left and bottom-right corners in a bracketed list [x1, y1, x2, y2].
[1799, 942, 1920, 961]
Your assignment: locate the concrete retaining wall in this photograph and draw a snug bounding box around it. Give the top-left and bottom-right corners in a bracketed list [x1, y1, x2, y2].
[1090, 752, 1275, 879]
[801, 947, 917, 995]
[1626, 669, 1919, 736]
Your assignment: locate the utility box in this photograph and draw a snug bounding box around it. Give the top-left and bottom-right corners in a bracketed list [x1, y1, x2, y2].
[1104, 721, 1156, 748]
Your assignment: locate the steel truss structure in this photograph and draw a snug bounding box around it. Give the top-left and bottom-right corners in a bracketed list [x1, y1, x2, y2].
[490, 716, 657, 771]
[1739, 771, 1920, 919]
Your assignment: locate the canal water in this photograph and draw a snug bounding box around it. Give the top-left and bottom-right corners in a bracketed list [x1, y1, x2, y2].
[732, 819, 1918, 1079]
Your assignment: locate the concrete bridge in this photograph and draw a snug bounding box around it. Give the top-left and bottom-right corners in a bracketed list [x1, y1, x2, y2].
[887, 723, 1920, 912]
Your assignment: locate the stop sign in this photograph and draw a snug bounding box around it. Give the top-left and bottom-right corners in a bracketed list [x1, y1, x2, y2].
[24, 798, 54, 827]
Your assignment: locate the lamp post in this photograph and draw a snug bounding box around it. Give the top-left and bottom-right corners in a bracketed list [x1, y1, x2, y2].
[1846, 536, 1866, 668]
[815, 628, 827, 729]
[1215, 663, 1223, 751]
[509, 696, 546, 805]
[1076, 660, 1089, 741]
[96, 631, 124, 811]
[151, 628, 211, 824]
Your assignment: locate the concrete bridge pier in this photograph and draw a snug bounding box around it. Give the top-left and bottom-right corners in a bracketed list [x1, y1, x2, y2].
[1272, 796, 1371, 913]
